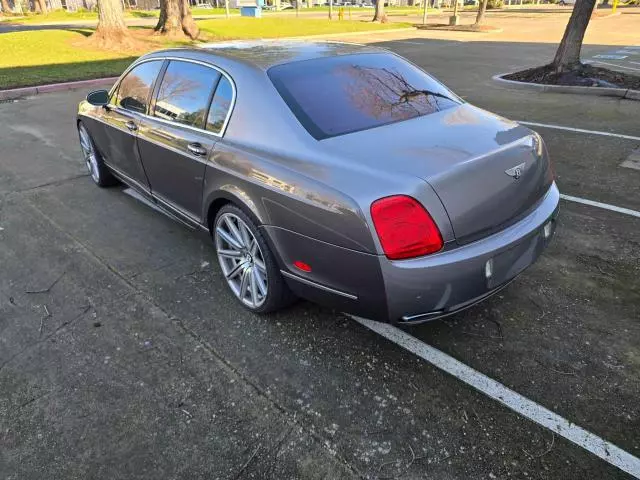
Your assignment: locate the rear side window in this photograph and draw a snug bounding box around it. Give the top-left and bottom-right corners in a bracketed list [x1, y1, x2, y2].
[268, 53, 461, 140]
[117, 60, 163, 114]
[154, 61, 221, 129]
[206, 76, 234, 134]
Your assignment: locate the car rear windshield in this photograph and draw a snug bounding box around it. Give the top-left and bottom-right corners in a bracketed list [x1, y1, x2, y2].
[268, 53, 461, 140]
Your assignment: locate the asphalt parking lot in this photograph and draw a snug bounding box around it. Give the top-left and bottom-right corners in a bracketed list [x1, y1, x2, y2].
[1, 31, 639, 479]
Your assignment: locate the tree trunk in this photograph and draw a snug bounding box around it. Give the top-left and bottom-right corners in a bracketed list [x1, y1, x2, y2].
[1, 0, 12, 14]
[552, 0, 597, 72]
[155, 0, 182, 35]
[475, 0, 488, 24]
[156, 0, 199, 38]
[372, 0, 387, 22]
[224, 0, 229, 17]
[155, 0, 167, 30]
[180, 0, 199, 39]
[92, 0, 131, 46]
[35, 0, 47, 13]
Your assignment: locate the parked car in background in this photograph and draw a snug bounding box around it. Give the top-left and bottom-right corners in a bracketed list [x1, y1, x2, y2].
[77, 41, 558, 323]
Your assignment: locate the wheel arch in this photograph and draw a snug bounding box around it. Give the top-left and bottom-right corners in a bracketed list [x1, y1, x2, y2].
[205, 186, 265, 234]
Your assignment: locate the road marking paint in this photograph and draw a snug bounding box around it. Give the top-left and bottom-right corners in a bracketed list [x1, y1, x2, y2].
[392, 40, 429, 45]
[352, 316, 640, 479]
[593, 54, 628, 60]
[590, 60, 640, 72]
[560, 194, 640, 219]
[517, 121, 640, 142]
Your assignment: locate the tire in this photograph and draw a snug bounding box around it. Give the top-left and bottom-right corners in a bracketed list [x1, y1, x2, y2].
[213, 204, 296, 314]
[77, 121, 118, 187]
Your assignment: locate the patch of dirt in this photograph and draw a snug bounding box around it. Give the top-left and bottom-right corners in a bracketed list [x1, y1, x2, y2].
[504, 63, 640, 90]
[416, 23, 502, 32]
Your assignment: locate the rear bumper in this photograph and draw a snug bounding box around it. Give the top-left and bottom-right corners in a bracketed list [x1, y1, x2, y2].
[381, 182, 560, 323]
[264, 182, 559, 324]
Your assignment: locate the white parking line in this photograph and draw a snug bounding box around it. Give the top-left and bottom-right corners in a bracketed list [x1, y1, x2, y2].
[589, 60, 640, 72]
[352, 316, 640, 479]
[517, 121, 640, 142]
[560, 194, 640, 219]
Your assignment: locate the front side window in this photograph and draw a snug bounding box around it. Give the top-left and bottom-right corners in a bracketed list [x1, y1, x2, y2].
[268, 53, 461, 140]
[154, 61, 220, 129]
[206, 76, 234, 134]
[117, 60, 163, 114]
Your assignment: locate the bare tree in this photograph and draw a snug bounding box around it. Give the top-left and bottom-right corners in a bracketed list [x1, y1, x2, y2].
[155, 0, 199, 39]
[475, 0, 488, 25]
[552, 0, 597, 72]
[92, 0, 131, 47]
[372, 0, 387, 22]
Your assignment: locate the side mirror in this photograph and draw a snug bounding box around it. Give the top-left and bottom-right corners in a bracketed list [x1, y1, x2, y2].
[86, 89, 109, 107]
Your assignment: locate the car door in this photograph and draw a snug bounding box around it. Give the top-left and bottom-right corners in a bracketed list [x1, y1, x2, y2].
[95, 60, 163, 192]
[136, 60, 221, 220]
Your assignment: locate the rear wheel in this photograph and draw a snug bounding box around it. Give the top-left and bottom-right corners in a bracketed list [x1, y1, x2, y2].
[78, 122, 117, 187]
[214, 205, 295, 313]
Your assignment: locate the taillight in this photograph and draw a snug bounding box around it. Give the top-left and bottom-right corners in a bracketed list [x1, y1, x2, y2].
[370, 195, 443, 260]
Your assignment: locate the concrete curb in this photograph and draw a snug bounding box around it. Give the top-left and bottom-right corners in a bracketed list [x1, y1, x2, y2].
[492, 72, 640, 102]
[592, 11, 622, 19]
[416, 25, 503, 33]
[0, 77, 118, 101]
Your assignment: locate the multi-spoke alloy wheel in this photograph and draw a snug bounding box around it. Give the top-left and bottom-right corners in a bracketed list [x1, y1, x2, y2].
[78, 124, 100, 184]
[215, 212, 269, 309]
[77, 122, 116, 187]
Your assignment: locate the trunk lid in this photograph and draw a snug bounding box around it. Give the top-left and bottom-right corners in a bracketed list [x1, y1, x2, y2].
[320, 104, 553, 244]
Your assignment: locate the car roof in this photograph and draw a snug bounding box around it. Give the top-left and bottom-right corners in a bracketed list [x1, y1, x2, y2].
[148, 40, 385, 71]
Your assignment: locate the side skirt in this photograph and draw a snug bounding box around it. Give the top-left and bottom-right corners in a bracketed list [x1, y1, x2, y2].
[105, 162, 208, 233]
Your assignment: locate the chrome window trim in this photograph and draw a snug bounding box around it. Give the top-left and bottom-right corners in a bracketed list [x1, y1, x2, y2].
[280, 270, 358, 300]
[108, 58, 164, 115]
[109, 56, 237, 139]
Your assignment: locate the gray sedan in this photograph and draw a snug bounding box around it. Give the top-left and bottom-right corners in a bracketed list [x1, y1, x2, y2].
[77, 41, 558, 323]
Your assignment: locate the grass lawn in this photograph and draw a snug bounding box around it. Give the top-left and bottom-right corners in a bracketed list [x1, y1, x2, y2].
[198, 17, 411, 39]
[191, 7, 230, 16]
[0, 29, 189, 89]
[0, 18, 412, 89]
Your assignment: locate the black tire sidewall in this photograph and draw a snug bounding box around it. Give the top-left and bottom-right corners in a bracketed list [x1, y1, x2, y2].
[78, 121, 117, 188]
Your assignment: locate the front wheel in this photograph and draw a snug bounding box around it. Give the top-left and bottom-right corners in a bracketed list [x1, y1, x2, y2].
[214, 205, 295, 314]
[78, 122, 117, 187]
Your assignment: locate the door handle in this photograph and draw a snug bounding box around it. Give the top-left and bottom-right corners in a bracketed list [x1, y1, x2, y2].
[187, 143, 207, 157]
[125, 120, 137, 131]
